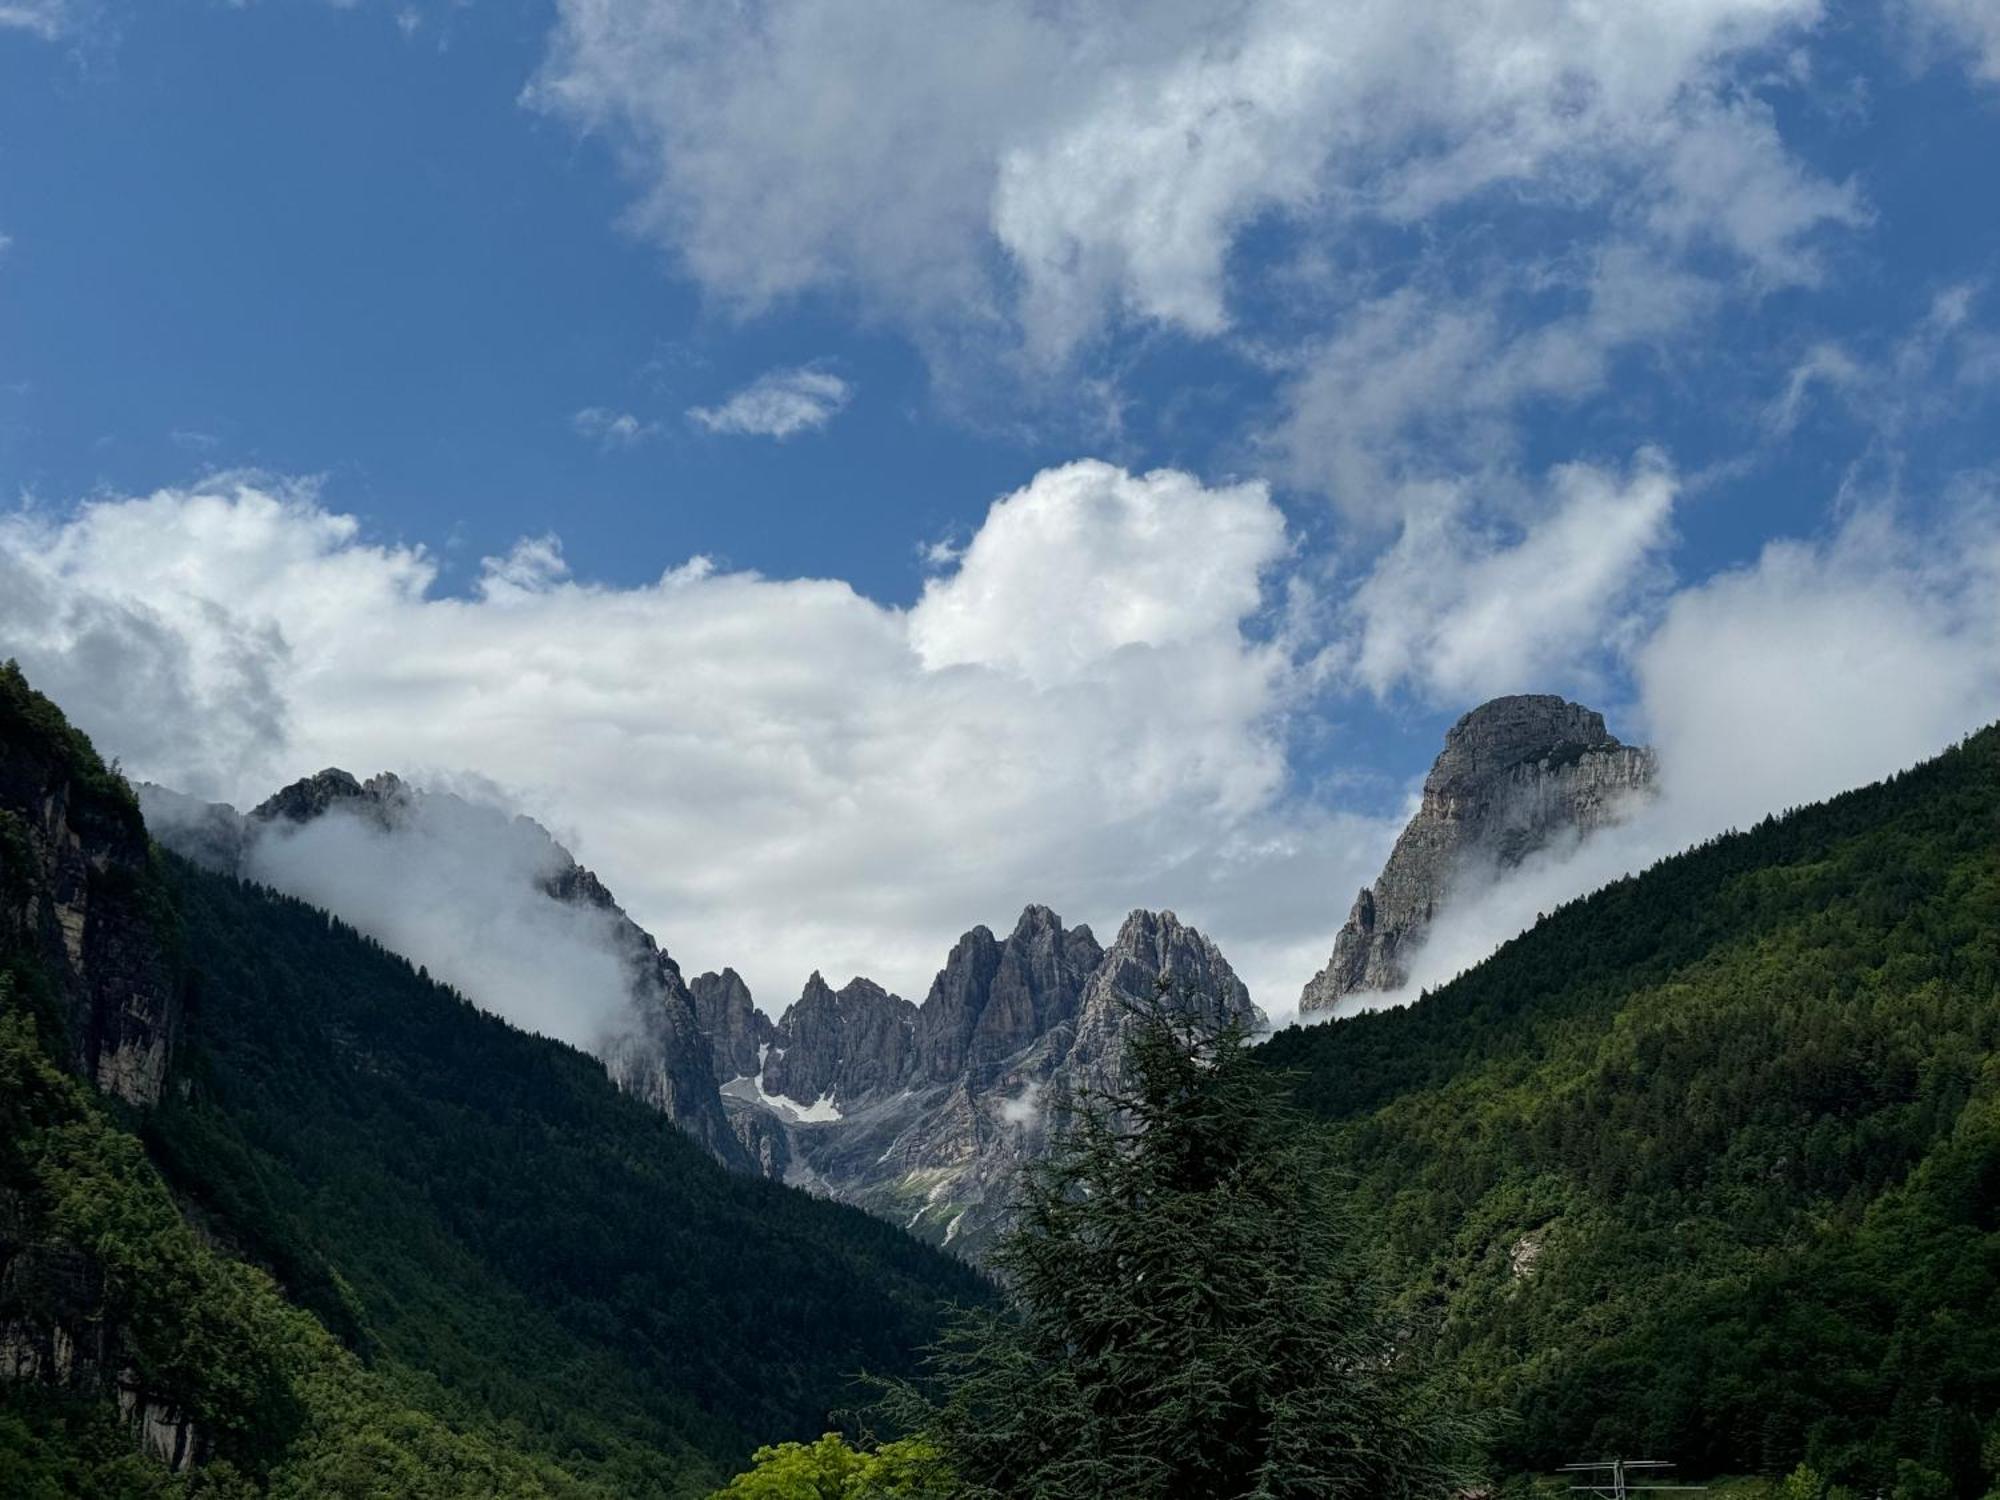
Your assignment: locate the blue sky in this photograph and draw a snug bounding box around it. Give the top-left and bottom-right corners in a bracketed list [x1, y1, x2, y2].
[3, 0, 1999, 1012]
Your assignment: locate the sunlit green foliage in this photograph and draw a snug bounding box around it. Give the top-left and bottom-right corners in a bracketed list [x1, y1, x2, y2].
[707, 1433, 952, 1499]
[146, 855, 988, 1494]
[0, 993, 595, 1498]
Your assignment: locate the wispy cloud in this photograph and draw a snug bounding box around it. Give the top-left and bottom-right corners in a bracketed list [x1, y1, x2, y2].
[687, 366, 853, 440]
[1906, 0, 2000, 81]
[571, 406, 659, 449]
[0, 2, 67, 39]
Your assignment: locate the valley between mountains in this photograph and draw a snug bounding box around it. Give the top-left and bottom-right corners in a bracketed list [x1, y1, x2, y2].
[5, 663, 1999, 1497]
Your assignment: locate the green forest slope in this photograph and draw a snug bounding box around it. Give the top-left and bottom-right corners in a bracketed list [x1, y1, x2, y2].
[1259, 725, 2000, 1494]
[0, 664, 986, 1496]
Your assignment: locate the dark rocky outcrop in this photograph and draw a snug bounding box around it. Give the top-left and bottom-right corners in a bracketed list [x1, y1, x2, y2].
[1, 674, 179, 1107]
[912, 904, 1101, 1089]
[1299, 694, 1656, 1014]
[763, 975, 917, 1106]
[689, 967, 775, 1082]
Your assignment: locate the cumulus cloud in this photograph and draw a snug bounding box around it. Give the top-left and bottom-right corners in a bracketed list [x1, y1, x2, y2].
[686, 367, 853, 439]
[0, 463, 1371, 1014]
[911, 462, 1287, 690]
[530, 0, 1845, 362]
[0, 1, 68, 39]
[11, 454, 1993, 1037]
[1907, 0, 2000, 81]
[1268, 250, 1714, 519]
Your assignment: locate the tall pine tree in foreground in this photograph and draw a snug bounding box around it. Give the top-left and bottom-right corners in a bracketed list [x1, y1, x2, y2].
[886, 994, 1482, 1500]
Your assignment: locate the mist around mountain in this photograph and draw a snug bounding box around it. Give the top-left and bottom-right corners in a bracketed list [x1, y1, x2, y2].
[0, 663, 986, 1497]
[140, 767, 1266, 1262]
[13, 651, 2000, 1497]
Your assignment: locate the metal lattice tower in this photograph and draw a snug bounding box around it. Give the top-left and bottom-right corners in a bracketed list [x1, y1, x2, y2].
[1560, 1459, 1708, 1499]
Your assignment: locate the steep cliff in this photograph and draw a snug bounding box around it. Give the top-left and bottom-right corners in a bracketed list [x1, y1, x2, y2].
[690, 967, 775, 1082]
[0, 664, 205, 1473]
[1299, 694, 1655, 1015]
[0, 662, 179, 1107]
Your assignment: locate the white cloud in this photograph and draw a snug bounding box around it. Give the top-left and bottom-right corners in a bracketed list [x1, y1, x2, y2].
[686, 367, 852, 439]
[246, 793, 638, 1051]
[531, 0, 1845, 361]
[11, 461, 1992, 1037]
[572, 406, 659, 447]
[1268, 248, 1713, 518]
[910, 461, 1287, 690]
[1333, 490, 2000, 1014]
[1646, 98, 1863, 286]
[1906, 0, 2000, 82]
[0, 464, 1360, 1015]
[0, 2, 67, 39]
[1345, 453, 1679, 704]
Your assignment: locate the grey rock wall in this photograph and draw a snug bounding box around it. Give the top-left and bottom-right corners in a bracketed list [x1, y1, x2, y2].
[1299, 694, 1655, 1014]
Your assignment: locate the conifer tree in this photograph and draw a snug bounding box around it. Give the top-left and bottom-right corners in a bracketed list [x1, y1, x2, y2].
[887, 993, 1481, 1499]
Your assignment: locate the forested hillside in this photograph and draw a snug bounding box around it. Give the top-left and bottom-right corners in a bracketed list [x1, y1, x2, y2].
[146, 859, 989, 1490]
[1261, 725, 2000, 1494]
[0, 663, 987, 1496]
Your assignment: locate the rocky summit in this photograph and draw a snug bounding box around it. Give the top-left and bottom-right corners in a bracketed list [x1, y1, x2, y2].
[1299, 694, 1656, 1015]
[716, 904, 1260, 1259]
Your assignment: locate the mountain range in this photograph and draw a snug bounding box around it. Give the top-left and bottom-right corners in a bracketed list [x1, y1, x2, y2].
[12, 656, 1999, 1496]
[140, 769, 1264, 1261]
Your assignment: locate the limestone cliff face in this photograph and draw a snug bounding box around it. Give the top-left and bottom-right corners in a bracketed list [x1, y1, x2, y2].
[688, 967, 775, 1082]
[143, 770, 748, 1171]
[763, 975, 917, 1105]
[1, 704, 178, 1107]
[0, 670, 200, 1467]
[913, 905, 1102, 1089]
[723, 906, 1260, 1260]
[1299, 694, 1655, 1014]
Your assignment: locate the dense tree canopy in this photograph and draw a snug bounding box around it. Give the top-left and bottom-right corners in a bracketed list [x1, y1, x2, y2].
[888, 999, 1481, 1500]
[1261, 725, 2000, 1496]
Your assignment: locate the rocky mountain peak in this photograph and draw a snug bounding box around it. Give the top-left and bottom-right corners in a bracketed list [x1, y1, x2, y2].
[689, 968, 773, 1083]
[1068, 909, 1259, 1082]
[913, 905, 1102, 1089]
[1, 669, 178, 1106]
[763, 974, 918, 1107]
[1299, 693, 1656, 1014]
[251, 768, 408, 826]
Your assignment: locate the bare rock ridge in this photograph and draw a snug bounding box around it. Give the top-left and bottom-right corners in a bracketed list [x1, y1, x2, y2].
[1299, 693, 1656, 1015]
[139, 771, 749, 1172]
[688, 967, 774, 1082]
[719, 904, 1259, 1258]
